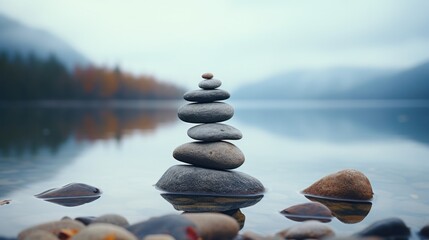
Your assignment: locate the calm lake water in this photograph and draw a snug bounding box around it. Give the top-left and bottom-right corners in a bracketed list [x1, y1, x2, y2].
[1, 100, 429, 238]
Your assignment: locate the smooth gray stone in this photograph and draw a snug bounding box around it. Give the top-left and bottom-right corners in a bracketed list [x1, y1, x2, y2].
[178, 102, 234, 123]
[187, 123, 242, 141]
[155, 165, 265, 196]
[198, 79, 222, 89]
[183, 89, 230, 103]
[173, 141, 244, 170]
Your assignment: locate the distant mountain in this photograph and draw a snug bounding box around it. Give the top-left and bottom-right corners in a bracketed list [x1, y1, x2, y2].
[0, 13, 90, 70]
[233, 62, 429, 99]
[348, 61, 429, 99]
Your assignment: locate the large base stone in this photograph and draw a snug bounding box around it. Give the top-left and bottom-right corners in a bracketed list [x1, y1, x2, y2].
[155, 165, 265, 196]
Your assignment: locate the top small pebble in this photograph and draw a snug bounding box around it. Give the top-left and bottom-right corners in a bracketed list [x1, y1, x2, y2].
[202, 72, 214, 80]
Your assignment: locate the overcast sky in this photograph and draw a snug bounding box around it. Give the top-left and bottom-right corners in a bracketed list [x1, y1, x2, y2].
[1, 0, 429, 90]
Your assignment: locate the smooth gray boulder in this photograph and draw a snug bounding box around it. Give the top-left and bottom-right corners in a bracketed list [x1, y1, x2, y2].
[183, 89, 230, 103]
[155, 165, 265, 196]
[178, 102, 234, 123]
[173, 141, 244, 170]
[199, 79, 222, 90]
[187, 123, 242, 141]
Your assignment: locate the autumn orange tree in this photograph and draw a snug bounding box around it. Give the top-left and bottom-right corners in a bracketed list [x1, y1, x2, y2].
[0, 51, 185, 100]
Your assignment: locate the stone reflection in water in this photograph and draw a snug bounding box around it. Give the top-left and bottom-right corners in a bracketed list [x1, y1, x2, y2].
[156, 73, 265, 229]
[162, 193, 261, 229]
[306, 196, 372, 223]
[280, 202, 332, 223]
[161, 193, 263, 212]
[35, 183, 102, 207]
[0, 104, 178, 198]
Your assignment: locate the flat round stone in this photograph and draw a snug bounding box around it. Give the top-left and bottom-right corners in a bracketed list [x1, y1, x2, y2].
[178, 102, 234, 123]
[198, 79, 222, 90]
[155, 165, 265, 196]
[173, 141, 244, 170]
[183, 89, 230, 103]
[187, 123, 242, 141]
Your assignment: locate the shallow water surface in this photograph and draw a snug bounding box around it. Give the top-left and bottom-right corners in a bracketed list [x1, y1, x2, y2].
[0, 100, 429, 237]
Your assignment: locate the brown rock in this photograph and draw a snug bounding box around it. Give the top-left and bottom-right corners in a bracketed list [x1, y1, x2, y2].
[202, 72, 214, 79]
[18, 219, 85, 240]
[183, 213, 239, 240]
[302, 169, 373, 201]
[280, 202, 332, 222]
[276, 220, 335, 239]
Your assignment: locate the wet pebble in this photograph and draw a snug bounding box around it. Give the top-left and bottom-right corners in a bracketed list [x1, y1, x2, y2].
[280, 202, 332, 222]
[178, 102, 234, 123]
[72, 223, 137, 240]
[126, 214, 199, 240]
[354, 217, 410, 238]
[183, 89, 230, 103]
[18, 219, 85, 240]
[173, 141, 244, 170]
[187, 123, 242, 141]
[276, 220, 335, 239]
[302, 169, 373, 201]
[183, 213, 239, 240]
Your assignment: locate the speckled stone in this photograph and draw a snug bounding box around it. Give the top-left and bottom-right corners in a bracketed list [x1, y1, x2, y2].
[183, 213, 239, 240]
[178, 102, 234, 123]
[198, 79, 222, 90]
[302, 169, 373, 201]
[183, 89, 230, 103]
[173, 141, 244, 170]
[187, 123, 242, 141]
[155, 165, 265, 196]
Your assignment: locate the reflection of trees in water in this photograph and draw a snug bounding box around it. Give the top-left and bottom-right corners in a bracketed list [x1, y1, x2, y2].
[0, 104, 178, 157]
[0, 104, 178, 198]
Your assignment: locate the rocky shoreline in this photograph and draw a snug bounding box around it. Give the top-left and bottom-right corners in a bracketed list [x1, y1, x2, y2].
[2, 213, 428, 240]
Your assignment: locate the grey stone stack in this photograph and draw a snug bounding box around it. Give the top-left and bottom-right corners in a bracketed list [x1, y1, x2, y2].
[156, 73, 264, 197]
[174, 73, 244, 170]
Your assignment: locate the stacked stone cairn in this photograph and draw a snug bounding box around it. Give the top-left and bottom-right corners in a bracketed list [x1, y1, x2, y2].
[156, 73, 265, 199]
